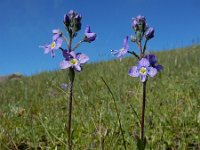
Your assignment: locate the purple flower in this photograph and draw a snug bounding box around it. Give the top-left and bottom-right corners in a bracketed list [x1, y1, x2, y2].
[145, 27, 154, 40]
[145, 54, 163, 72]
[128, 58, 157, 82]
[111, 36, 129, 61]
[60, 51, 89, 71]
[40, 37, 63, 58]
[84, 25, 96, 42]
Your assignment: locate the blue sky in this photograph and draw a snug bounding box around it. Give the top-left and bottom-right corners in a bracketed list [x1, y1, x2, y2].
[0, 0, 200, 76]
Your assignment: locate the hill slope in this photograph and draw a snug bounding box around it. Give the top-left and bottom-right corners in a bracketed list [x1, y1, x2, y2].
[0, 45, 200, 149]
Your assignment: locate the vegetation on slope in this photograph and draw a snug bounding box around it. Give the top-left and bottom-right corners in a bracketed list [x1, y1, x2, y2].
[0, 45, 200, 149]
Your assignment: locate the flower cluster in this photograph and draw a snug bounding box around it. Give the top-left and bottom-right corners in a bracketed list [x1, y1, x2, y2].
[132, 15, 154, 42]
[64, 10, 82, 36]
[112, 15, 162, 82]
[40, 10, 96, 72]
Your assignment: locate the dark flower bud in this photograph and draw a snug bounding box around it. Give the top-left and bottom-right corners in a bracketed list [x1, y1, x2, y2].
[145, 27, 154, 40]
[64, 14, 70, 26]
[74, 14, 82, 22]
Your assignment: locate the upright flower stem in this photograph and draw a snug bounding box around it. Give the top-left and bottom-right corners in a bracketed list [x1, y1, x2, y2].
[141, 80, 146, 141]
[67, 33, 74, 150]
[140, 42, 147, 143]
[137, 41, 143, 58]
[68, 67, 75, 150]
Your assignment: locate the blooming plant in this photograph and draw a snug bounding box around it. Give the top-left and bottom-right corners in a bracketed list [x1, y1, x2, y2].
[112, 15, 163, 149]
[40, 10, 96, 150]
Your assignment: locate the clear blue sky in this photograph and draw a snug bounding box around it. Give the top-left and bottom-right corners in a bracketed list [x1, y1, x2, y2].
[0, 0, 200, 76]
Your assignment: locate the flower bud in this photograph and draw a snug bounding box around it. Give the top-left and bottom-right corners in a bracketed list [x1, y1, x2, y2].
[84, 26, 96, 42]
[132, 18, 138, 30]
[145, 27, 154, 40]
[63, 10, 82, 33]
[130, 35, 137, 42]
[64, 14, 70, 26]
[132, 15, 147, 32]
[68, 10, 76, 18]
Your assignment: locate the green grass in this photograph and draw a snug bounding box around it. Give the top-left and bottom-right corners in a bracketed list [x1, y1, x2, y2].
[0, 45, 200, 149]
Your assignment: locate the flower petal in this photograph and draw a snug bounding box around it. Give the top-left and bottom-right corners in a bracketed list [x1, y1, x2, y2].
[62, 50, 72, 60]
[52, 29, 60, 34]
[138, 58, 150, 68]
[128, 66, 140, 77]
[69, 51, 76, 58]
[123, 36, 128, 48]
[145, 54, 157, 65]
[60, 60, 72, 69]
[85, 33, 96, 42]
[53, 34, 60, 41]
[76, 53, 89, 64]
[140, 74, 147, 82]
[111, 50, 119, 55]
[40, 45, 51, 54]
[55, 38, 63, 49]
[51, 50, 55, 58]
[147, 67, 157, 77]
[52, 29, 62, 40]
[74, 64, 81, 71]
[85, 25, 90, 33]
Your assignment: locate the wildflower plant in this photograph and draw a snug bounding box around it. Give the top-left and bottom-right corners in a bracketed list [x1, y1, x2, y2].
[112, 15, 163, 149]
[40, 10, 96, 150]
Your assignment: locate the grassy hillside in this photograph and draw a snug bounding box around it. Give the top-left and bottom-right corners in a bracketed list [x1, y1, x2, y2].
[0, 45, 200, 149]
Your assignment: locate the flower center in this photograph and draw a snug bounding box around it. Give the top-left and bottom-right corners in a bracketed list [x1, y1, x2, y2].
[140, 67, 147, 75]
[51, 41, 56, 49]
[70, 59, 78, 65]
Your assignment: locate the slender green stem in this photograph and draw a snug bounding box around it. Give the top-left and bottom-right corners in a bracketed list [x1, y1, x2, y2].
[141, 80, 146, 141]
[142, 40, 148, 54]
[72, 40, 84, 51]
[128, 50, 140, 60]
[101, 77, 127, 150]
[136, 41, 143, 58]
[69, 37, 72, 52]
